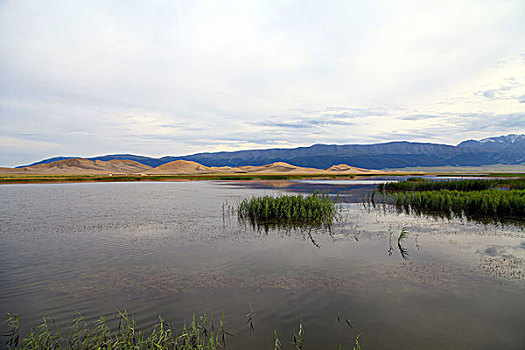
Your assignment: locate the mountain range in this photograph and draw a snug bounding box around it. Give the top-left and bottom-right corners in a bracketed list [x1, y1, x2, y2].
[18, 134, 525, 170]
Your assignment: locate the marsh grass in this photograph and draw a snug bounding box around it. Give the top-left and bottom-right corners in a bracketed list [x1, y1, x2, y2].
[246, 304, 255, 335]
[292, 317, 304, 350]
[4, 310, 228, 350]
[237, 192, 338, 229]
[392, 189, 524, 221]
[368, 189, 524, 225]
[4, 311, 363, 350]
[6, 312, 226, 350]
[234, 192, 340, 247]
[378, 178, 525, 192]
[273, 331, 281, 350]
[373, 178, 525, 225]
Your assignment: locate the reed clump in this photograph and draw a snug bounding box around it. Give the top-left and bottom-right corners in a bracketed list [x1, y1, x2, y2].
[4, 311, 227, 350]
[393, 189, 524, 221]
[4, 311, 363, 350]
[370, 178, 525, 224]
[237, 192, 337, 228]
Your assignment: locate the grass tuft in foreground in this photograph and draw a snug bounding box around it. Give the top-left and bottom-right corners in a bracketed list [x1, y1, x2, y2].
[237, 191, 337, 229]
[4, 311, 363, 350]
[4, 311, 226, 350]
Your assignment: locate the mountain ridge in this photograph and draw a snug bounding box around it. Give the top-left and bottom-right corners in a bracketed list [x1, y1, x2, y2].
[17, 134, 525, 169]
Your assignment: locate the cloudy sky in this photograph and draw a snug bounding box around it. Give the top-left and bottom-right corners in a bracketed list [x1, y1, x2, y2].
[1, 0, 524, 166]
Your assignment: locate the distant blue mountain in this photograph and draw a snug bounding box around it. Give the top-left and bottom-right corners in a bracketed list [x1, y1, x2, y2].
[18, 134, 525, 169]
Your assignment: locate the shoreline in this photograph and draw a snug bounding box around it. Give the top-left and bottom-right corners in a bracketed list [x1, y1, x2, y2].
[0, 172, 403, 184]
[1, 172, 524, 184]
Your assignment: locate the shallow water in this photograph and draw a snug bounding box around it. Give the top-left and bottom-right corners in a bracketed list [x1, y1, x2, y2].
[0, 180, 524, 349]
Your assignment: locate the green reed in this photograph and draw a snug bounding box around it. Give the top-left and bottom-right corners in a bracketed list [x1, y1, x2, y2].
[378, 178, 525, 192]
[4, 311, 226, 350]
[392, 189, 524, 222]
[237, 191, 337, 227]
[4, 310, 363, 350]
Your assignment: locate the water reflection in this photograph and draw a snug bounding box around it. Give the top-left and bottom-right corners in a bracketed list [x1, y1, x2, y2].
[222, 178, 384, 203]
[1, 181, 524, 349]
[391, 203, 525, 227]
[232, 196, 415, 260]
[387, 226, 410, 260]
[360, 190, 525, 228]
[228, 178, 525, 228]
[236, 216, 333, 249]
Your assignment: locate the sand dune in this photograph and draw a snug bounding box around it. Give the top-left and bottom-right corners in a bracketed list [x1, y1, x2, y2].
[146, 160, 328, 175]
[233, 162, 326, 174]
[0, 158, 388, 175]
[147, 160, 211, 174]
[326, 164, 383, 174]
[2, 158, 152, 174]
[208, 166, 236, 173]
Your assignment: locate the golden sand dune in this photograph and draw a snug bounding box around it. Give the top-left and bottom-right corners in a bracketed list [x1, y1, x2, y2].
[234, 162, 325, 174]
[326, 164, 383, 174]
[0, 158, 388, 176]
[208, 166, 236, 173]
[147, 160, 210, 174]
[3, 158, 152, 174]
[146, 160, 326, 175]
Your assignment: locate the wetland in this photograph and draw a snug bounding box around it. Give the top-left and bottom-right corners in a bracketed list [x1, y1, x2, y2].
[1, 178, 524, 349]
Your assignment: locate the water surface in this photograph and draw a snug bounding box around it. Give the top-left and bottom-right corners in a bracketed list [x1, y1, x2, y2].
[1, 180, 524, 349]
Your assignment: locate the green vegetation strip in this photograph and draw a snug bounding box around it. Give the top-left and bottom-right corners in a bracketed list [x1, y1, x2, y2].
[0, 174, 357, 184]
[371, 178, 525, 224]
[378, 178, 525, 192]
[237, 192, 337, 227]
[393, 189, 524, 221]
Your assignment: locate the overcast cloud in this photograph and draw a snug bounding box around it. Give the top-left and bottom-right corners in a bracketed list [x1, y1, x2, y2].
[1, 0, 525, 166]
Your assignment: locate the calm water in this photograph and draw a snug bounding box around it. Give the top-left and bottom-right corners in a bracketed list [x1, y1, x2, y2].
[1, 180, 524, 349]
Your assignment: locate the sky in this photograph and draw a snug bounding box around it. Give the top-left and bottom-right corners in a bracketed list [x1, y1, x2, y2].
[1, 0, 524, 167]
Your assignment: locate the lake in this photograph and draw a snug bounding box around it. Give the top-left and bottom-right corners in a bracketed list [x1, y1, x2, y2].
[1, 179, 524, 349]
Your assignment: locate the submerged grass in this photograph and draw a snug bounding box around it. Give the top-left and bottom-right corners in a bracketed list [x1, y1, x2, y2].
[237, 192, 337, 228]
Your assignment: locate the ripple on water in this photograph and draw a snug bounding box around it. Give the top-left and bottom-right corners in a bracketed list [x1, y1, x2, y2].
[1, 181, 524, 350]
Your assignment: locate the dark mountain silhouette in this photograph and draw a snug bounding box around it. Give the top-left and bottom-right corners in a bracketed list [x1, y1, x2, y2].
[18, 134, 525, 169]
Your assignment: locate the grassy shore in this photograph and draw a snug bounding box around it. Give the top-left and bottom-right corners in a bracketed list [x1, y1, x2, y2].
[3, 172, 525, 185]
